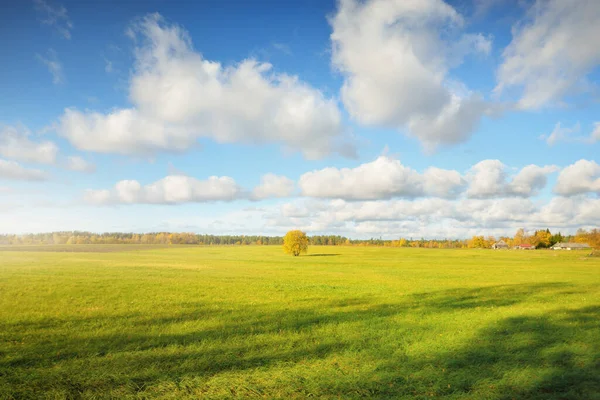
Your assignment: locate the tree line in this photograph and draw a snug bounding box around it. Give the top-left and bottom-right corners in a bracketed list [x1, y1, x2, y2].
[0, 228, 598, 249]
[0, 232, 284, 246]
[466, 228, 600, 249]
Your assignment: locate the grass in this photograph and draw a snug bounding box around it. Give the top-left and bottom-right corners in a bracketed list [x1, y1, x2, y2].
[1, 245, 599, 399]
[0, 244, 171, 252]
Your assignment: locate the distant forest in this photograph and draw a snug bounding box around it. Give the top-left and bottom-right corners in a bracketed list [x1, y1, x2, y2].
[1, 229, 598, 249]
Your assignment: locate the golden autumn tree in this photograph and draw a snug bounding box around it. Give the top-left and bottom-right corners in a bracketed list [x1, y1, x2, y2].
[283, 230, 309, 256]
[468, 235, 486, 248]
[513, 228, 525, 246]
[533, 230, 552, 248]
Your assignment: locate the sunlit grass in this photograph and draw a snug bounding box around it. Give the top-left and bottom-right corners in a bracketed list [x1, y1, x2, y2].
[1, 246, 599, 399]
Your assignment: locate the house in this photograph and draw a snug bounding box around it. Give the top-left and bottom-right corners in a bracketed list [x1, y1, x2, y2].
[552, 242, 591, 250]
[514, 243, 534, 250]
[492, 240, 509, 249]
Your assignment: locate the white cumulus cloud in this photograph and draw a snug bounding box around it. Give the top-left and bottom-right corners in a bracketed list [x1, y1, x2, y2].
[423, 167, 467, 199]
[85, 175, 245, 205]
[266, 195, 600, 238]
[466, 160, 558, 198]
[329, 0, 491, 150]
[56, 13, 353, 159]
[554, 159, 600, 196]
[298, 155, 465, 200]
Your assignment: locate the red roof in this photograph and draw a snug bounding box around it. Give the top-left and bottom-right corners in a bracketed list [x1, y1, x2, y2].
[519, 244, 533, 248]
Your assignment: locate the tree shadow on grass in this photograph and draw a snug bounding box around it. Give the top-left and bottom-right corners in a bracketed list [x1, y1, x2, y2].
[306, 253, 341, 257]
[410, 282, 577, 311]
[1, 282, 598, 398]
[371, 306, 600, 399]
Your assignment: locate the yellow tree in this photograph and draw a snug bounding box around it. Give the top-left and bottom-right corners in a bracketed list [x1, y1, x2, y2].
[513, 228, 525, 246]
[588, 229, 600, 249]
[534, 230, 552, 248]
[575, 229, 589, 244]
[283, 230, 309, 256]
[468, 236, 488, 248]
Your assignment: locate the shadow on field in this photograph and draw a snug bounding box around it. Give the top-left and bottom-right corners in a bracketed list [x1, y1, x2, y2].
[1, 282, 599, 398]
[307, 253, 341, 257]
[372, 306, 600, 399]
[410, 282, 577, 311]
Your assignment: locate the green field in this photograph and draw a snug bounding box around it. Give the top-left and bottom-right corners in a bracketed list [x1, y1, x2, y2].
[1, 246, 599, 399]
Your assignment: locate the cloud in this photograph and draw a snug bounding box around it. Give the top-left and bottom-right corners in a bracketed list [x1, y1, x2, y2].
[298, 156, 558, 201]
[280, 202, 314, 218]
[85, 175, 245, 205]
[298, 155, 465, 200]
[272, 42, 292, 55]
[87, 171, 298, 205]
[473, 0, 509, 19]
[508, 164, 561, 196]
[56, 13, 353, 159]
[540, 122, 600, 146]
[495, 0, 600, 109]
[266, 195, 600, 238]
[251, 174, 295, 200]
[84, 156, 569, 209]
[0, 159, 49, 181]
[466, 160, 558, 198]
[423, 166, 467, 199]
[57, 108, 195, 155]
[36, 49, 64, 84]
[66, 156, 96, 173]
[83, 189, 112, 205]
[104, 59, 114, 73]
[34, 0, 72, 39]
[540, 122, 581, 146]
[554, 159, 600, 196]
[0, 125, 58, 164]
[593, 123, 600, 143]
[329, 0, 491, 150]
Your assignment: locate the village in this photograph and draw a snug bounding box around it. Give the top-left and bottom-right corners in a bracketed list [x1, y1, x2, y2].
[469, 228, 599, 250]
[491, 240, 592, 250]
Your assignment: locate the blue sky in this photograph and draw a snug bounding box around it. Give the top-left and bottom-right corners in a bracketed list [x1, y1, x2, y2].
[1, 0, 599, 238]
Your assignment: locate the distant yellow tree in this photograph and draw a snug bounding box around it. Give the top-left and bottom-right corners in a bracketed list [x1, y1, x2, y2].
[513, 228, 525, 246]
[468, 235, 487, 248]
[534, 230, 552, 248]
[575, 229, 589, 244]
[283, 230, 309, 256]
[588, 229, 600, 249]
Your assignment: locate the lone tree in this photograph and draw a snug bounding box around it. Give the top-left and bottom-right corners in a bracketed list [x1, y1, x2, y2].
[283, 230, 309, 256]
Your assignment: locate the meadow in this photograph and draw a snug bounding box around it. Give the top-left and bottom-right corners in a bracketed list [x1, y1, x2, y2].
[1, 245, 599, 399]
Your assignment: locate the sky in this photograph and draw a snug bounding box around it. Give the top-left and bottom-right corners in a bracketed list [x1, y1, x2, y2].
[0, 0, 599, 239]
